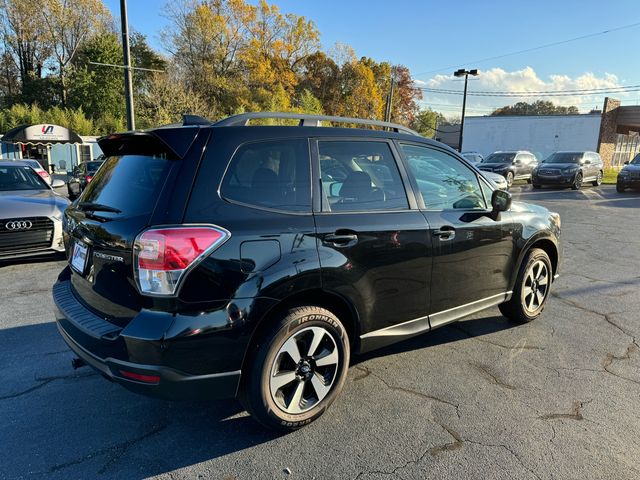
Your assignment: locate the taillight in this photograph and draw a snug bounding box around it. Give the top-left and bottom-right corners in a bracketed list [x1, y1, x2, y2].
[85, 175, 93, 183]
[38, 171, 50, 179]
[134, 226, 230, 296]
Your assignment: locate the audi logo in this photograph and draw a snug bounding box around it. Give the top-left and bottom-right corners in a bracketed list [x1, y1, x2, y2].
[5, 220, 32, 231]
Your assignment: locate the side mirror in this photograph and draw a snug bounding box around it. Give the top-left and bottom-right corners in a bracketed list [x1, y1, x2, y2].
[491, 189, 512, 212]
[624, 160, 630, 165]
[583, 159, 592, 165]
[51, 179, 65, 188]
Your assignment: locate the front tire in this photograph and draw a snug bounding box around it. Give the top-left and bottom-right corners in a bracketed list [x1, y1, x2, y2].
[505, 171, 514, 187]
[571, 172, 583, 190]
[592, 170, 603, 186]
[240, 306, 350, 431]
[616, 183, 626, 193]
[532, 183, 542, 189]
[499, 248, 552, 323]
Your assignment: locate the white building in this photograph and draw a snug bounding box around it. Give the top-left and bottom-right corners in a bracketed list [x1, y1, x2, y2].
[462, 113, 602, 160]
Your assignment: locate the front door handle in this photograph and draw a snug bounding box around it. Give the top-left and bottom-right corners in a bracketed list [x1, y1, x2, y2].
[324, 233, 358, 248]
[433, 226, 456, 241]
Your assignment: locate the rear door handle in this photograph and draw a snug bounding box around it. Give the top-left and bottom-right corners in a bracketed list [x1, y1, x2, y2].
[324, 233, 358, 248]
[433, 226, 456, 241]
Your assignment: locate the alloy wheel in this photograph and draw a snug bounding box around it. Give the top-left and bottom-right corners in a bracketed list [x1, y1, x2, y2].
[505, 172, 514, 187]
[521, 260, 549, 313]
[269, 326, 339, 414]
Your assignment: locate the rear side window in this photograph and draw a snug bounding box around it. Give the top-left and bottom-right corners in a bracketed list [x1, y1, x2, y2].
[319, 141, 408, 212]
[80, 154, 173, 216]
[221, 139, 311, 212]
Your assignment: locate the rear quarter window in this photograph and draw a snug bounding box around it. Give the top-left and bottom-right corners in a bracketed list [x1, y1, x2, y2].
[220, 139, 311, 213]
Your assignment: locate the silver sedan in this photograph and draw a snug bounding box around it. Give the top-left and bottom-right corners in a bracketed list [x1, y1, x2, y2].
[0, 161, 69, 260]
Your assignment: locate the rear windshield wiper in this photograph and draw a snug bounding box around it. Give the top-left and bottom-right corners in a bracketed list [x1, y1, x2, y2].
[78, 202, 122, 214]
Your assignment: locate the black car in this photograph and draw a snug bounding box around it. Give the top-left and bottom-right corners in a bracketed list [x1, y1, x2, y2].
[53, 113, 561, 430]
[67, 160, 104, 199]
[477, 151, 538, 187]
[532, 151, 603, 190]
[616, 153, 640, 192]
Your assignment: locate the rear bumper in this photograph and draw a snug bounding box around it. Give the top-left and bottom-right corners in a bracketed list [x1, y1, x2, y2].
[53, 278, 242, 400]
[57, 322, 241, 400]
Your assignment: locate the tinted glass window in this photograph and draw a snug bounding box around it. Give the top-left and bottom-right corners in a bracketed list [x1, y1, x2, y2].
[319, 141, 408, 212]
[483, 153, 515, 163]
[81, 154, 173, 215]
[543, 152, 584, 164]
[0, 165, 48, 191]
[221, 139, 311, 212]
[86, 161, 103, 173]
[400, 144, 486, 210]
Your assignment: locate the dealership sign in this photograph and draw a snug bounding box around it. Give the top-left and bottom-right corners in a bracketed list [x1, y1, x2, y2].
[0, 123, 84, 144]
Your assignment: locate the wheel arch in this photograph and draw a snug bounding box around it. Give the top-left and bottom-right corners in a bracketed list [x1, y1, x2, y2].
[240, 288, 361, 373]
[511, 235, 559, 290]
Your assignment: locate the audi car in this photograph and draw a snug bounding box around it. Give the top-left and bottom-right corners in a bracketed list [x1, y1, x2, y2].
[0, 161, 69, 260]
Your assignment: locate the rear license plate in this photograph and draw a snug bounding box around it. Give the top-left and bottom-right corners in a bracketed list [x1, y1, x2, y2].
[71, 241, 89, 274]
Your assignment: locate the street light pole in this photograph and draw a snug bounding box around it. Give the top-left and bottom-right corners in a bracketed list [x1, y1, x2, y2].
[453, 68, 478, 152]
[120, 0, 135, 130]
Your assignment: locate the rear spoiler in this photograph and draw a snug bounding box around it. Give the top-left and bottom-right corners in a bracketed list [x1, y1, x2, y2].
[97, 126, 202, 159]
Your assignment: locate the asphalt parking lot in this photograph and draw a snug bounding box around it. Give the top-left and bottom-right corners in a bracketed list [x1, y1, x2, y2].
[1, 184, 639, 480]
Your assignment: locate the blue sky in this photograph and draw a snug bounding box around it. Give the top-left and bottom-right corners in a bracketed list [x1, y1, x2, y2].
[104, 0, 640, 116]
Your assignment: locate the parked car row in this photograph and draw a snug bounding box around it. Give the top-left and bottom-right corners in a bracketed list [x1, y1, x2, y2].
[463, 149, 605, 191]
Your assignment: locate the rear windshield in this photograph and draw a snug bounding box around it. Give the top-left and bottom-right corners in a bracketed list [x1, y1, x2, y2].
[86, 161, 103, 173]
[80, 155, 173, 215]
[0, 165, 49, 191]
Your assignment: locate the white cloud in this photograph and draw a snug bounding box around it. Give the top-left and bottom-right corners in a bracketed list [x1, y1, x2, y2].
[420, 67, 625, 117]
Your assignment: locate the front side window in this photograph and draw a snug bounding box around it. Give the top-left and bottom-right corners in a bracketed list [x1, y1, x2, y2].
[400, 144, 486, 210]
[221, 139, 311, 212]
[318, 141, 408, 212]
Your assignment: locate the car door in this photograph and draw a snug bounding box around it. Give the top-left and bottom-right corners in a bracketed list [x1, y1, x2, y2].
[397, 142, 517, 328]
[312, 138, 433, 346]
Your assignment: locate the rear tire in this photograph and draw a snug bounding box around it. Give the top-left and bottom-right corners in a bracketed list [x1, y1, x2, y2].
[592, 171, 603, 186]
[499, 248, 552, 323]
[239, 306, 350, 431]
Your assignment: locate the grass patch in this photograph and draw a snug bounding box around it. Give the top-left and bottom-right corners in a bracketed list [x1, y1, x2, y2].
[603, 168, 619, 185]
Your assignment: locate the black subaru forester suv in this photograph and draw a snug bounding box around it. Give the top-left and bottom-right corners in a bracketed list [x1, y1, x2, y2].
[53, 113, 561, 430]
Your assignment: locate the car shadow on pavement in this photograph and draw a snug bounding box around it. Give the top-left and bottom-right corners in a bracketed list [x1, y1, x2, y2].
[0, 254, 66, 268]
[0, 321, 284, 479]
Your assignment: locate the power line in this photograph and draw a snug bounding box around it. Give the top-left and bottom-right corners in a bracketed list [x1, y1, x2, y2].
[412, 20, 640, 78]
[417, 84, 640, 95]
[417, 87, 640, 97]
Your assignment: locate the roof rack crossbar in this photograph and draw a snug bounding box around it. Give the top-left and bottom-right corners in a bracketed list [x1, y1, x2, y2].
[212, 112, 420, 136]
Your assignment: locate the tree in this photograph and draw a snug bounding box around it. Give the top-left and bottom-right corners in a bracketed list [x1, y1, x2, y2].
[130, 32, 167, 93]
[68, 32, 124, 120]
[411, 108, 445, 138]
[491, 100, 579, 116]
[337, 59, 384, 120]
[40, 0, 111, 106]
[0, 0, 51, 97]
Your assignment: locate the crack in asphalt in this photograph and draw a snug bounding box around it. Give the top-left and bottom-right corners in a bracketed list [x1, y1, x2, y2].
[49, 423, 169, 474]
[539, 400, 590, 421]
[353, 365, 461, 416]
[468, 362, 515, 390]
[551, 292, 640, 387]
[0, 371, 96, 401]
[453, 324, 545, 351]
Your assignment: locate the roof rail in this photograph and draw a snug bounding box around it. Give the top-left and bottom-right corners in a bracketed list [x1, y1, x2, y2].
[212, 112, 420, 136]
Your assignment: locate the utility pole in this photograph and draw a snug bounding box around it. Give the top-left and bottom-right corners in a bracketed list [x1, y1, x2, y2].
[453, 68, 478, 151]
[120, 0, 135, 130]
[384, 76, 395, 122]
